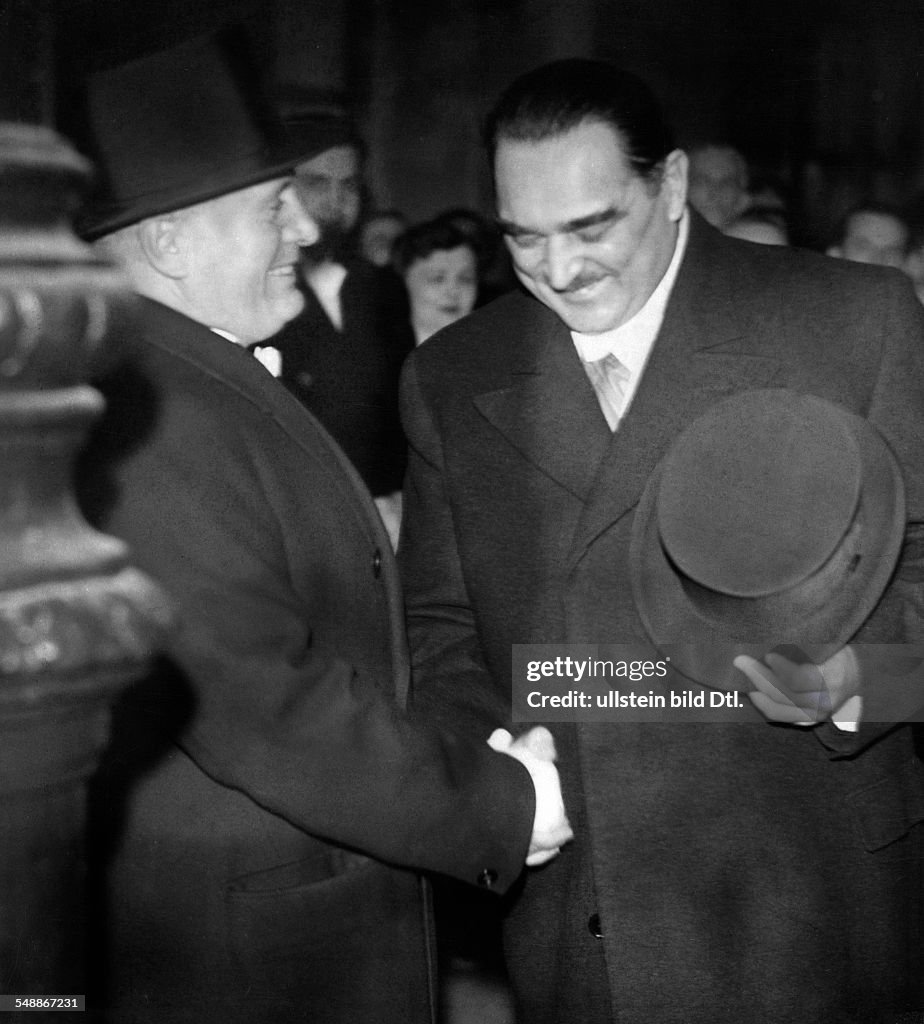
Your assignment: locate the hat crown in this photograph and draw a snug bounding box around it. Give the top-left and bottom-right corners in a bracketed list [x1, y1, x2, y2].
[87, 37, 268, 200]
[630, 388, 905, 688]
[64, 29, 303, 239]
[656, 392, 862, 598]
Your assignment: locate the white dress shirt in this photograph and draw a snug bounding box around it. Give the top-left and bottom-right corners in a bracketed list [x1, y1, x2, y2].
[211, 327, 282, 378]
[306, 260, 348, 331]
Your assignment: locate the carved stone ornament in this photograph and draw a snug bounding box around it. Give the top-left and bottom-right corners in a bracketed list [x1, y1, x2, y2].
[0, 120, 172, 1005]
[0, 121, 171, 775]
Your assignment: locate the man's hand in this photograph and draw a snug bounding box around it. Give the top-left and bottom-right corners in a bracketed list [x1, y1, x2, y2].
[488, 726, 574, 866]
[733, 646, 861, 726]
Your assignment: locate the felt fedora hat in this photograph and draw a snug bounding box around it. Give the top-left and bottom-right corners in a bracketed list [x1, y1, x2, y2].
[629, 389, 905, 689]
[70, 29, 308, 239]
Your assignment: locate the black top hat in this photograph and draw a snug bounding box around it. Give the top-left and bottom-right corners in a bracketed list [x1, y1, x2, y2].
[630, 389, 905, 688]
[68, 29, 310, 239]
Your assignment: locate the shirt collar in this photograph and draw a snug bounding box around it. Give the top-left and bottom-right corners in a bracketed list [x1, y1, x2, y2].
[307, 260, 349, 330]
[210, 327, 243, 345]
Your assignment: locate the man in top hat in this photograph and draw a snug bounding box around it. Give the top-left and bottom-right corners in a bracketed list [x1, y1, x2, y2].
[70, 31, 570, 1024]
[398, 58, 924, 1023]
[267, 105, 412, 545]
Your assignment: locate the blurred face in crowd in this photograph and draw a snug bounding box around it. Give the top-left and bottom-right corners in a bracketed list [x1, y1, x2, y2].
[495, 119, 687, 335]
[360, 212, 407, 267]
[294, 144, 363, 251]
[181, 178, 318, 342]
[830, 210, 908, 269]
[687, 145, 749, 230]
[405, 244, 478, 343]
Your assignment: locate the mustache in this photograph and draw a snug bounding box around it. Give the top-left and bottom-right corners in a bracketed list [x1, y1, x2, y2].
[555, 275, 605, 295]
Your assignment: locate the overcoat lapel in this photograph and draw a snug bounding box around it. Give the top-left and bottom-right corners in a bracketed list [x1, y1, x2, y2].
[138, 299, 413, 707]
[470, 220, 784, 562]
[567, 218, 783, 567]
[473, 296, 612, 501]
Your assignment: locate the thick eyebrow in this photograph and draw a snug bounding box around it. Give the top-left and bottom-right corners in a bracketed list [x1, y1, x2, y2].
[497, 206, 623, 237]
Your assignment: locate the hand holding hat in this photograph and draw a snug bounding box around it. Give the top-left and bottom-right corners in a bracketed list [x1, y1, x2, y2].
[630, 389, 906, 700]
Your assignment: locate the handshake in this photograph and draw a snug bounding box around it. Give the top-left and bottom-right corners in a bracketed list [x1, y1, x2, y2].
[488, 726, 574, 867]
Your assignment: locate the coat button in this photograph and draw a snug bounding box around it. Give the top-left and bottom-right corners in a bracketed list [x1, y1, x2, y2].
[476, 868, 498, 889]
[587, 913, 603, 938]
[372, 547, 382, 578]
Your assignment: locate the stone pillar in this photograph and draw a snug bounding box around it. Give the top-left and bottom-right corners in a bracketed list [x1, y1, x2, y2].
[0, 123, 169, 1019]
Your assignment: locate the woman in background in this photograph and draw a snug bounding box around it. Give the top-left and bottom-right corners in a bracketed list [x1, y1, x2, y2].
[394, 218, 479, 344]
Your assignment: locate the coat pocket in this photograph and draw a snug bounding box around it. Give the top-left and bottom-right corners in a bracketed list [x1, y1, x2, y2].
[225, 847, 368, 895]
[222, 854, 431, 1022]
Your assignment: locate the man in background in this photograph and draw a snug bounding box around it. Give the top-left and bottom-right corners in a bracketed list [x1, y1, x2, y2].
[270, 108, 411, 544]
[360, 208, 409, 268]
[686, 141, 750, 229]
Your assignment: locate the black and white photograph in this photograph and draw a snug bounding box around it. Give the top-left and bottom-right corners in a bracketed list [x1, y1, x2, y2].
[0, 0, 923, 1020]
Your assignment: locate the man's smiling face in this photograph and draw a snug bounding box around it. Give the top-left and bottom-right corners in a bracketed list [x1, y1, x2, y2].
[495, 119, 687, 334]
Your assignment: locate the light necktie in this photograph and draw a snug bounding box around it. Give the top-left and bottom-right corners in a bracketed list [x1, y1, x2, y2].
[584, 352, 631, 430]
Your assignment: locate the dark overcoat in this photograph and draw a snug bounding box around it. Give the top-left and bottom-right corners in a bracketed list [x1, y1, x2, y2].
[399, 214, 924, 1024]
[77, 298, 532, 1024]
[269, 257, 413, 496]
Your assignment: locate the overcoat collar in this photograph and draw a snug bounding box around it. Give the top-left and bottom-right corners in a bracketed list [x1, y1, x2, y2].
[471, 213, 783, 567]
[131, 297, 412, 704]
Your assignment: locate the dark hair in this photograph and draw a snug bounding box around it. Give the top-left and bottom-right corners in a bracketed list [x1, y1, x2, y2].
[393, 219, 478, 276]
[483, 58, 675, 182]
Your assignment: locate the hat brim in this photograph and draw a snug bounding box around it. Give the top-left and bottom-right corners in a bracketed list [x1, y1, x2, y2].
[73, 29, 324, 242]
[629, 399, 906, 691]
[80, 146, 304, 241]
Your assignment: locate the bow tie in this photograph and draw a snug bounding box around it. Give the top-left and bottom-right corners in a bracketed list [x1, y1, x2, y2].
[246, 343, 283, 378]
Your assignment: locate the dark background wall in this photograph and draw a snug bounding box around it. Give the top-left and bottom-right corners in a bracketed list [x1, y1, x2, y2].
[292, 0, 924, 247]
[47, 0, 924, 246]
